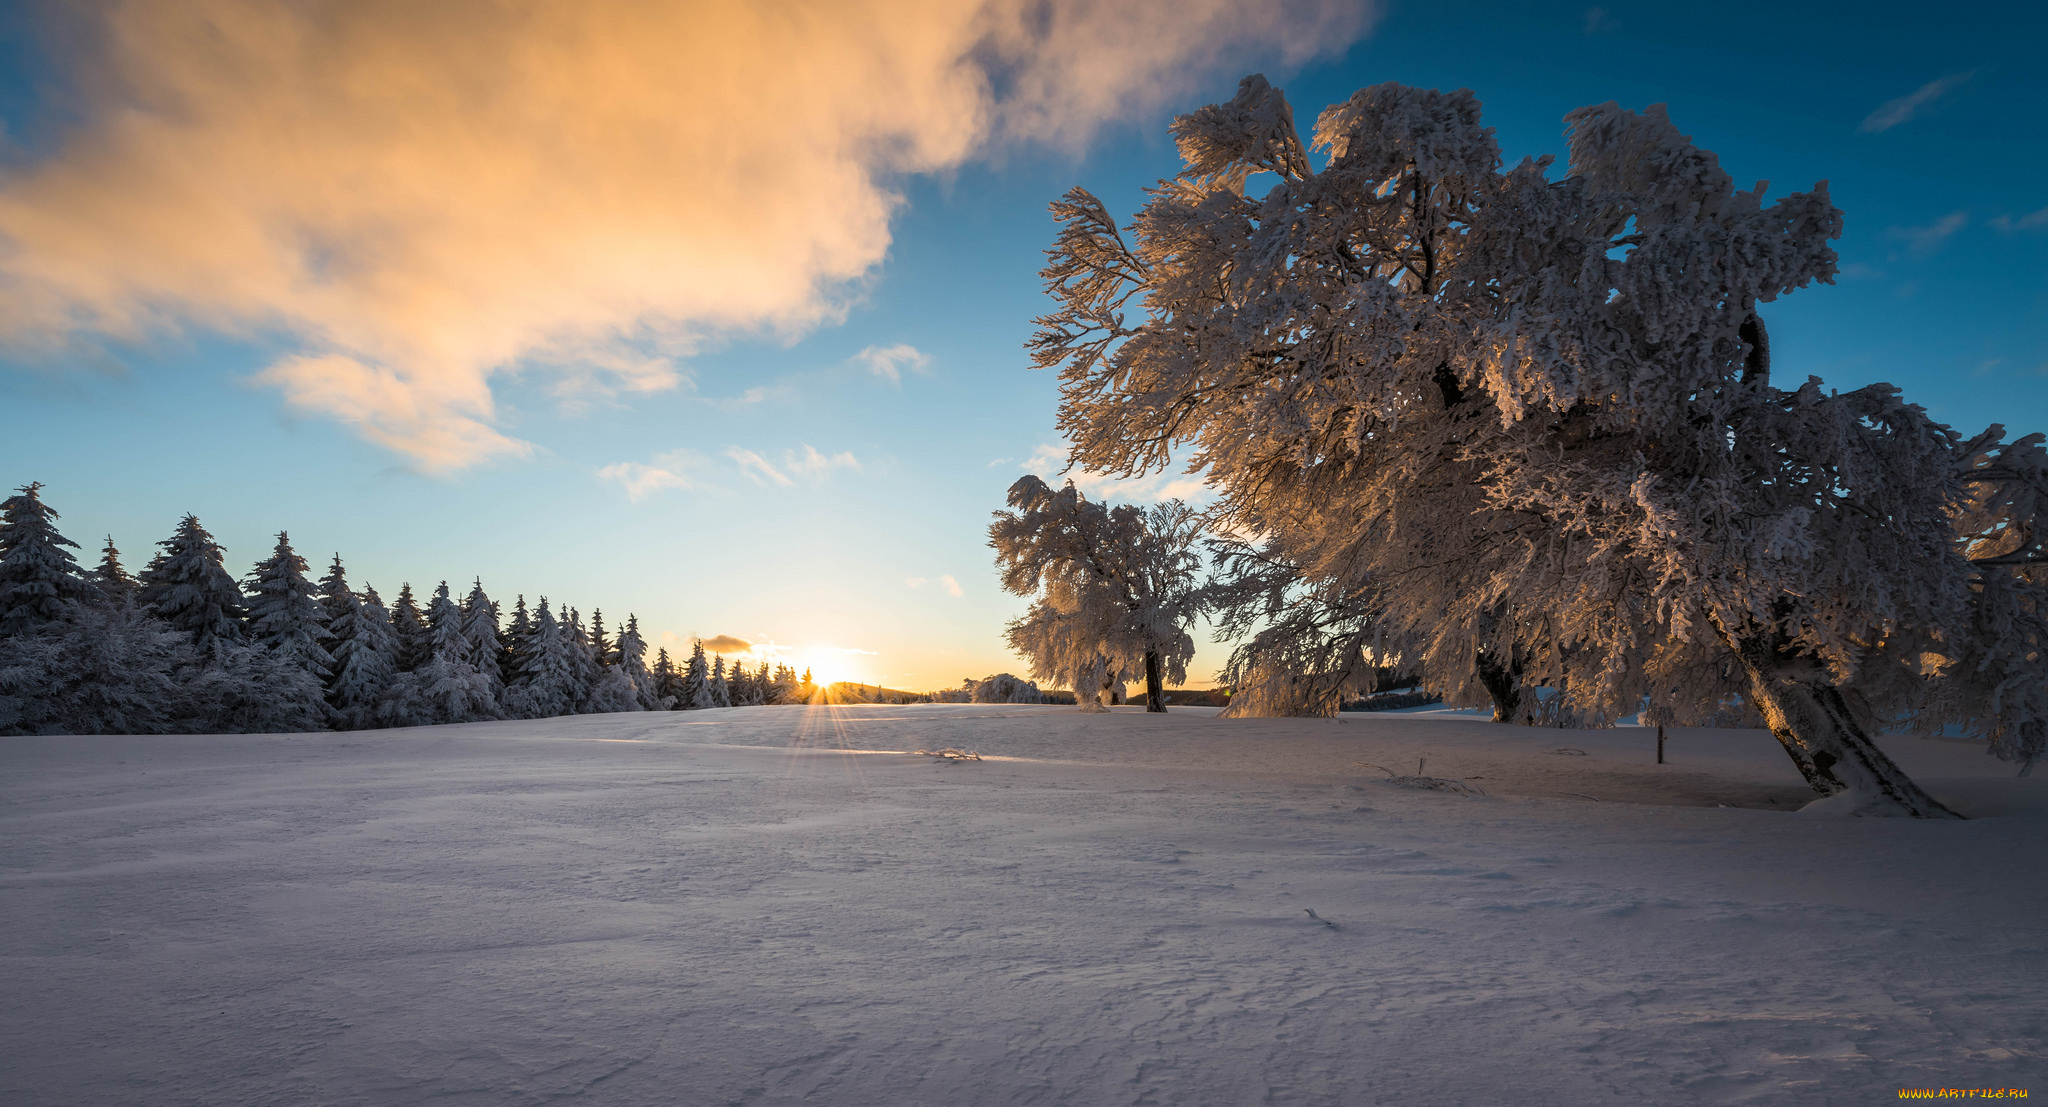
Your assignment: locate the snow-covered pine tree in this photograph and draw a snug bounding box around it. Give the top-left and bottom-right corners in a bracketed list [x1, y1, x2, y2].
[990, 477, 1202, 712]
[650, 647, 680, 709]
[460, 580, 503, 691]
[243, 532, 334, 680]
[564, 606, 600, 712]
[388, 584, 428, 672]
[0, 482, 92, 634]
[616, 615, 655, 710]
[710, 655, 731, 708]
[680, 640, 711, 708]
[327, 578, 398, 729]
[589, 609, 612, 667]
[503, 598, 578, 720]
[724, 654, 749, 707]
[139, 514, 247, 647]
[501, 595, 532, 685]
[1031, 74, 2023, 814]
[91, 536, 139, 608]
[403, 580, 493, 724]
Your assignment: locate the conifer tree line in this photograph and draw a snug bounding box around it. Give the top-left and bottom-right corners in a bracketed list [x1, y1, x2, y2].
[0, 484, 817, 734]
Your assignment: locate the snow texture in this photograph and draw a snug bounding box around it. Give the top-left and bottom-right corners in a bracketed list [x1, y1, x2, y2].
[3, 705, 2040, 1105]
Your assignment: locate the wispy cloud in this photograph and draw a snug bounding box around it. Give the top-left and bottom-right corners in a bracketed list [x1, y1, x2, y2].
[940, 574, 964, 597]
[728, 443, 860, 486]
[851, 343, 931, 384]
[1890, 211, 1969, 255]
[727, 447, 795, 487]
[0, 0, 1378, 471]
[1581, 7, 1617, 34]
[1859, 71, 1975, 134]
[598, 448, 705, 500]
[1990, 206, 2048, 233]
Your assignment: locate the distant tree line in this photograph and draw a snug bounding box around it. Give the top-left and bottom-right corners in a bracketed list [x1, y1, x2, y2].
[0, 483, 818, 734]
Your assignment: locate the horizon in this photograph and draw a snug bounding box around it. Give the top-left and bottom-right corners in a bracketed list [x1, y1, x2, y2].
[2, 0, 2042, 691]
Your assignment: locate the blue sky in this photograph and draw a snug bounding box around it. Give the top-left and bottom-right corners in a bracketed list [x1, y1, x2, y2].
[1, 0, 2042, 689]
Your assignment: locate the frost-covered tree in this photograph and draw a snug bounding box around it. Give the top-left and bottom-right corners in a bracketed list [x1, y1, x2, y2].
[650, 647, 680, 709]
[140, 515, 246, 647]
[411, 580, 497, 723]
[327, 577, 398, 729]
[1030, 74, 2039, 815]
[388, 584, 428, 672]
[0, 482, 92, 634]
[501, 595, 532, 682]
[709, 655, 731, 708]
[991, 476, 1202, 712]
[243, 532, 333, 679]
[90, 536, 139, 608]
[505, 598, 578, 719]
[967, 673, 1046, 704]
[679, 640, 711, 708]
[616, 615, 655, 710]
[0, 602, 193, 734]
[564, 606, 600, 711]
[460, 580, 504, 690]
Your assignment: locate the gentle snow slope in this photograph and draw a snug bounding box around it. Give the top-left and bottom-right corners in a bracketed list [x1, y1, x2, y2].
[3, 705, 2043, 1105]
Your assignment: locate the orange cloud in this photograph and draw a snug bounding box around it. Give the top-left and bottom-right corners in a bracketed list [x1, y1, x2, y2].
[0, 0, 1375, 470]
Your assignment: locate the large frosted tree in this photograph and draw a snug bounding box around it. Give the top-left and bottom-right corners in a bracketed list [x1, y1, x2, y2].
[991, 475, 1202, 712]
[0, 482, 92, 634]
[244, 532, 333, 679]
[1030, 75, 2046, 815]
[140, 515, 247, 648]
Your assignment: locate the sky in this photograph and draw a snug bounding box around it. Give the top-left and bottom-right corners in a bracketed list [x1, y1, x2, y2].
[1, 0, 2043, 691]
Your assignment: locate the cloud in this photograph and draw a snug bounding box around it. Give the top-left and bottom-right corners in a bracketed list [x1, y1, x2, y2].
[598, 448, 705, 500]
[852, 343, 931, 384]
[1890, 211, 1968, 255]
[1581, 7, 1617, 34]
[1859, 71, 1974, 133]
[905, 576, 928, 588]
[1990, 206, 2048, 233]
[0, 0, 1377, 471]
[728, 443, 858, 485]
[785, 444, 861, 477]
[1022, 442, 1069, 473]
[940, 574, 964, 597]
[699, 634, 753, 654]
[727, 446, 795, 487]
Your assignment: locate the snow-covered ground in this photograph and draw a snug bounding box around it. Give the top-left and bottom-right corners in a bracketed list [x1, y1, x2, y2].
[4, 705, 2042, 1105]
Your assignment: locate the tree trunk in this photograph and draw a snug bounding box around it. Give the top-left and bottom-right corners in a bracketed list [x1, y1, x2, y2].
[1143, 650, 1166, 713]
[1718, 625, 1961, 818]
[1475, 650, 1520, 724]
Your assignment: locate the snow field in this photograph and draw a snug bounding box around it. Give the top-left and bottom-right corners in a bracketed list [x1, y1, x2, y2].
[3, 704, 2044, 1105]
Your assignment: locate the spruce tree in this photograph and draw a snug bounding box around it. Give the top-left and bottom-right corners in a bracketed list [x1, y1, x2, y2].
[501, 595, 531, 683]
[589, 608, 612, 667]
[243, 532, 333, 678]
[565, 605, 599, 711]
[139, 514, 246, 647]
[419, 581, 495, 723]
[0, 482, 91, 634]
[461, 580, 503, 687]
[506, 598, 577, 719]
[329, 580, 398, 728]
[680, 640, 711, 708]
[710, 655, 731, 708]
[388, 584, 428, 672]
[650, 646, 679, 709]
[616, 615, 654, 709]
[91, 536, 139, 607]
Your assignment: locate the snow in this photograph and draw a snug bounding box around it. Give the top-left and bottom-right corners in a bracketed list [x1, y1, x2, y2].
[4, 705, 2042, 1104]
